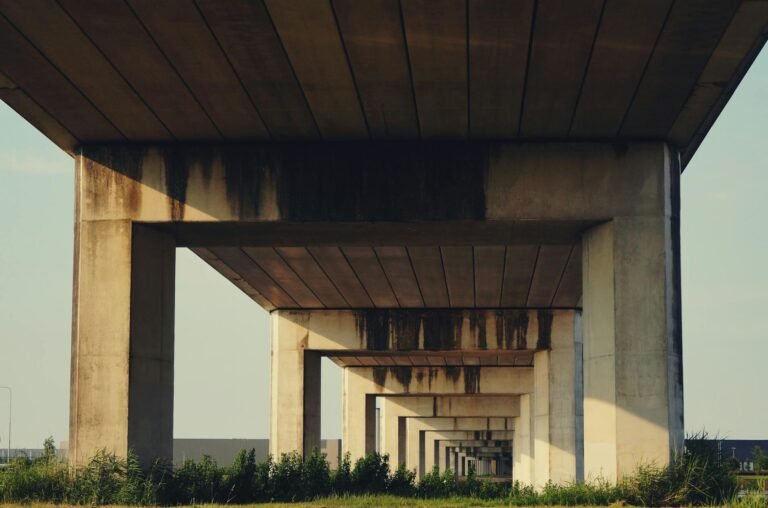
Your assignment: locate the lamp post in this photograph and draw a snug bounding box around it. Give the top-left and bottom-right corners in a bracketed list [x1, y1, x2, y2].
[0, 386, 10, 464]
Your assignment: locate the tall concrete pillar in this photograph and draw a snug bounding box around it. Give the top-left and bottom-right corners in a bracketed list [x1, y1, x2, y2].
[513, 393, 533, 485]
[582, 211, 683, 479]
[342, 368, 376, 460]
[69, 222, 175, 467]
[533, 312, 579, 486]
[269, 312, 321, 457]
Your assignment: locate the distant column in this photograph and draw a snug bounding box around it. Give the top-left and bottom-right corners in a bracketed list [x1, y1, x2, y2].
[513, 393, 533, 485]
[533, 312, 579, 487]
[269, 312, 321, 457]
[342, 368, 376, 461]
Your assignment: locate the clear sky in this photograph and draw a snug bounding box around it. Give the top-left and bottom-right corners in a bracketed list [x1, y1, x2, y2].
[0, 51, 766, 450]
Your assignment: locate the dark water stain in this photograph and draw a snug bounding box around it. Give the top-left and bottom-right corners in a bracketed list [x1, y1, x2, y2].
[82, 145, 146, 214]
[444, 366, 462, 385]
[221, 146, 277, 220]
[355, 310, 463, 352]
[162, 147, 214, 221]
[423, 310, 463, 351]
[427, 368, 439, 390]
[469, 311, 487, 350]
[355, 310, 390, 351]
[274, 142, 488, 222]
[463, 367, 481, 394]
[495, 310, 530, 350]
[372, 367, 388, 387]
[391, 312, 420, 351]
[390, 367, 413, 392]
[415, 371, 425, 385]
[536, 310, 553, 350]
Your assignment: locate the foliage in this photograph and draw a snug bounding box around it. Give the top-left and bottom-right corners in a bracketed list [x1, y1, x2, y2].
[0, 433, 752, 506]
[754, 446, 768, 473]
[388, 462, 416, 497]
[350, 451, 390, 494]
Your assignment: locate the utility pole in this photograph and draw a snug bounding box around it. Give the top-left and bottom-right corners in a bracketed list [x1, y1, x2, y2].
[0, 387, 11, 464]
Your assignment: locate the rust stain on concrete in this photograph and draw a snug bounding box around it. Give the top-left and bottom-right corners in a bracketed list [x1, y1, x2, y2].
[536, 310, 553, 349]
[469, 311, 487, 350]
[463, 367, 481, 394]
[495, 310, 529, 349]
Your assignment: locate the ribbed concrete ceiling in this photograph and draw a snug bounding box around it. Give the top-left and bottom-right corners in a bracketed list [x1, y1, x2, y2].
[0, 1, 765, 166]
[192, 244, 581, 311]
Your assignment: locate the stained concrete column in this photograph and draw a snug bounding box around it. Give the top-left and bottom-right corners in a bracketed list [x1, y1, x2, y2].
[342, 368, 376, 460]
[532, 311, 580, 487]
[69, 222, 175, 467]
[269, 312, 321, 457]
[513, 393, 533, 485]
[582, 212, 683, 480]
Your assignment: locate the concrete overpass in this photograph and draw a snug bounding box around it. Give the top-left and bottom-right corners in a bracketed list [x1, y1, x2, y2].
[0, 0, 766, 485]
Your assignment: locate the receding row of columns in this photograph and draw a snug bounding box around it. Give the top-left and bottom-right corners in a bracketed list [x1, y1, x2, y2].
[67, 142, 682, 486]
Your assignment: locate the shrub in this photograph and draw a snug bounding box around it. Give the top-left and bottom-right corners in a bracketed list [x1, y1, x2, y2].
[301, 448, 332, 499]
[270, 451, 303, 501]
[351, 452, 390, 494]
[388, 462, 416, 497]
[0, 433, 747, 506]
[331, 452, 352, 494]
[225, 448, 257, 503]
[417, 465, 457, 498]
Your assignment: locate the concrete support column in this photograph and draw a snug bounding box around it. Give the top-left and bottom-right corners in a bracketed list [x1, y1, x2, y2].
[582, 212, 683, 480]
[269, 312, 321, 457]
[69, 222, 175, 467]
[342, 369, 376, 460]
[533, 312, 580, 487]
[513, 393, 533, 485]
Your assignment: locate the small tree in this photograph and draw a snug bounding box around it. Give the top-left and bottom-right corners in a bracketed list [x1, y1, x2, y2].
[752, 446, 768, 473]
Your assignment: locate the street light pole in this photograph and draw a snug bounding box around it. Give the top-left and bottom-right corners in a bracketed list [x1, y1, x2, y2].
[0, 387, 10, 464]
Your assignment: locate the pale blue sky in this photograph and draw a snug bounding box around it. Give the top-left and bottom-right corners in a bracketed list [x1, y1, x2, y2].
[0, 51, 766, 449]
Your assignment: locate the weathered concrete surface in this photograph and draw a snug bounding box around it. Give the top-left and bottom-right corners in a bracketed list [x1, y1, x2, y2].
[343, 366, 533, 460]
[582, 212, 683, 481]
[514, 393, 533, 485]
[269, 311, 322, 457]
[69, 222, 175, 467]
[534, 329, 580, 486]
[77, 142, 669, 225]
[426, 430, 514, 472]
[406, 417, 514, 478]
[274, 309, 569, 352]
[379, 395, 520, 465]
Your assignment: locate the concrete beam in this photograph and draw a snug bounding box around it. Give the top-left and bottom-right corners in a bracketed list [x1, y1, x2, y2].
[77, 142, 670, 226]
[274, 309, 570, 352]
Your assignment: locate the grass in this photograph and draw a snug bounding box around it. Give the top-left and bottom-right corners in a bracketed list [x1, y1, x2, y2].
[0, 501, 594, 508]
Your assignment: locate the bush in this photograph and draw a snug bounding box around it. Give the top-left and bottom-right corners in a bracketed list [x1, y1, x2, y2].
[351, 452, 390, 494]
[270, 451, 303, 501]
[388, 462, 416, 497]
[331, 452, 352, 494]
[0, 434, 748, 506]
[417, 465, 457, 498]
[301, 448, 331, 499]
